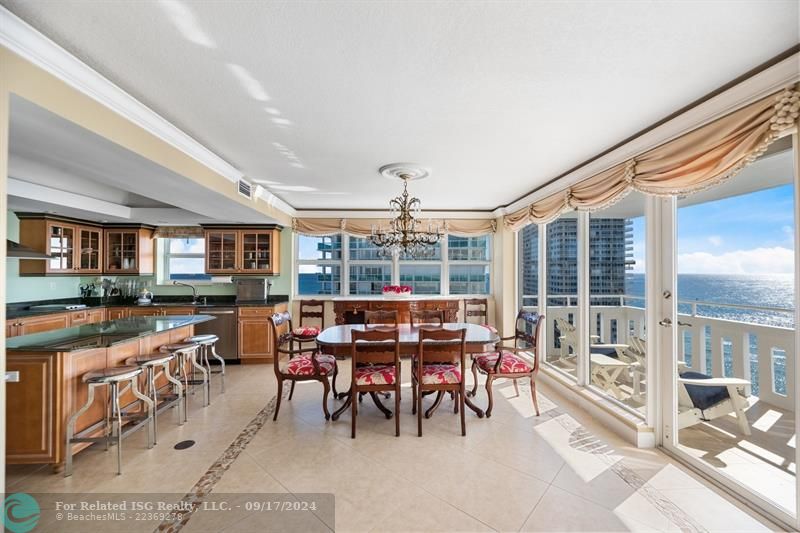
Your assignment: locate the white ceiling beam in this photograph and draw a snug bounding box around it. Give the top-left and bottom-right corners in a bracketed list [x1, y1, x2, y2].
[7, 177, 132, 219]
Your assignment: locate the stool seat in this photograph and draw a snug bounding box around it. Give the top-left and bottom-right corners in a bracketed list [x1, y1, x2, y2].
[83, 366, 142, 383]
[185, 334, 218, 344]
[160, 342, 198, 353]
[126, 353, 174, 367]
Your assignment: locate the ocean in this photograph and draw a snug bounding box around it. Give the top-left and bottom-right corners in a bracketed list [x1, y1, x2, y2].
[625, 273, 795, 396]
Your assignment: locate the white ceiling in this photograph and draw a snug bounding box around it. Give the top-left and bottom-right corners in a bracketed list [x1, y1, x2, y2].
[7, 95, 279, 225]
[2, 0, 798, 210]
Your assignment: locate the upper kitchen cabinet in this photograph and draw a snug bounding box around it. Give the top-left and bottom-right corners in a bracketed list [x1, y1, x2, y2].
[17, 214, 104, 276]
[104, 225, 155, 275]
[202, 225, 282, 275]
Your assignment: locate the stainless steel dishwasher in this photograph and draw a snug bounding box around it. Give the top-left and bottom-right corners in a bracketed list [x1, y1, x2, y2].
[193, 308, 238, 360]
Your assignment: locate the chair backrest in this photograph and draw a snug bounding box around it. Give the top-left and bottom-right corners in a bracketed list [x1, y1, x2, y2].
[299, 299, 325, 330]
[417, 327, 466, 368]
[269, 311, 295, 373]
[410, 309, 444, 327]
[364, 310, 399, 326]
[512, 310, 544, 372]
[555, 317, 578, 348]
[463, 298, 488, 324]
[351, 327, 400, 368]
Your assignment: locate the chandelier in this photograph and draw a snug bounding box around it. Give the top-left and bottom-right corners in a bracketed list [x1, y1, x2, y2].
[369, 164, 442, 258]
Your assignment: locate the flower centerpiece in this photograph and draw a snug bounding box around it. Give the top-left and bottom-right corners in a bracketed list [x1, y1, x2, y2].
[382, 285, 412, 299]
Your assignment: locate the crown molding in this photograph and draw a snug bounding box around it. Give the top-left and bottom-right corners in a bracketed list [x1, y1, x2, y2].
[0, 6, 244, 185]
[503, 51, 800, 214]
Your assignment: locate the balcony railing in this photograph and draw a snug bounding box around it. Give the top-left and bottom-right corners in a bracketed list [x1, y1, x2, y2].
[521, 294, 795, 412]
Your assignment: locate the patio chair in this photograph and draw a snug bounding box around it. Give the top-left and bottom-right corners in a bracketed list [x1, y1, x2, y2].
[678, 371, 752, 436]
[555, 317, 628, 362]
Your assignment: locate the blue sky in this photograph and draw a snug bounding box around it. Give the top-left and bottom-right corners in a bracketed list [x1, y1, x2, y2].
[629, 184, 795, 275]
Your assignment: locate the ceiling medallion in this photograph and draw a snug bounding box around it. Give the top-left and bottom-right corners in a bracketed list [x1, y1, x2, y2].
[369, 164, 442, 258]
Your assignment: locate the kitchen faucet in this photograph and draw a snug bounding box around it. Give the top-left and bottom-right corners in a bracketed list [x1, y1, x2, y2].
[172, 281, 199, 304]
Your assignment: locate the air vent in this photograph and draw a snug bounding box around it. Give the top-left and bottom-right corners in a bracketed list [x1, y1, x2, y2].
[237, 179, 253, 199]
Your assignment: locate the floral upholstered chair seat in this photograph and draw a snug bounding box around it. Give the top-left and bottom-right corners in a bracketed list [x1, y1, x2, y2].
[475, 351, 533, 374]
[419, 363, 462, 385]
[292, 326, 321, 338]
[280, 353, 336, 376]
[354, 364, 397, 385]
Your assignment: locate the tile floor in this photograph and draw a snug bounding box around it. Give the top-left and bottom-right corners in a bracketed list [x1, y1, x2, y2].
[6, 363, 788, 532]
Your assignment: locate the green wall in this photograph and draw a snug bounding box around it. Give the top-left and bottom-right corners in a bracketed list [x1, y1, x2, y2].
[5, 213, 293, 303]
[6, 211, 93, 303]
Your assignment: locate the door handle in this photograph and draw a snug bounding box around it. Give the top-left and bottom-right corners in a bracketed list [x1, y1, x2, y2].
[204, 310, 236, 315]
[677, 321, 693, 327]
[659, 318, 672, 327]
[5, 371, 20, 383]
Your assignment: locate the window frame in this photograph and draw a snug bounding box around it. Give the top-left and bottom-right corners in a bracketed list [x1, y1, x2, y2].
[160, 237, 213, 283]
[294, 231, 493, 298]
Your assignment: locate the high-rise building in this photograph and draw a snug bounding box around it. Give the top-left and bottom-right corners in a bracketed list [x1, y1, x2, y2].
[518, 218, 634, 305]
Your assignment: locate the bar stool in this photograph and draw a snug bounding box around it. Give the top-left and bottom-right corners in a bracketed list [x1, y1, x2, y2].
[65, 365, 154, 477]
[160, 342, 209, 408]
[125, 352, 184, 444]
[184, 334, 226, 394]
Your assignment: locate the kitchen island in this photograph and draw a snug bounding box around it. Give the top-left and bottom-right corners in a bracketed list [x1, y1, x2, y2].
[6, 314, 214, 470]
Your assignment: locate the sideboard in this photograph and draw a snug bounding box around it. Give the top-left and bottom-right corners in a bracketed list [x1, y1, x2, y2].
[332, 298, 460, 324]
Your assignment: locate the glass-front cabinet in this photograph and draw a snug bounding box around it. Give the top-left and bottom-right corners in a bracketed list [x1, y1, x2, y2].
[78, 226, 103, 273]
[203, 226, 281, 275]
[17, 215, 106, 275]
[206, 231, 239, 273]
[103, 226, 155, 275]
[47, 221, 75, 273]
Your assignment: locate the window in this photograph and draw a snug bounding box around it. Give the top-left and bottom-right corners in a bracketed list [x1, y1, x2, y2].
[163, 238, 211, 281]
[518, 224, 538, 308]
[349, 237, 391, 294]
[295, 233, 492, 296]
[297, 235, 343, 295]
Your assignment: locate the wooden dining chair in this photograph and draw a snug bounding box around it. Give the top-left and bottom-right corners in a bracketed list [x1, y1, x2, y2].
[349, 328, 402, 438]
[468, 310, 544, 417]
[269, 311, 337, 421]
[413, 327, 467, 436]
[295, 299, 325, 338]
[463, 298, 497, 332]
[410, 310, 444, 327]
[364, 310, 399, 326]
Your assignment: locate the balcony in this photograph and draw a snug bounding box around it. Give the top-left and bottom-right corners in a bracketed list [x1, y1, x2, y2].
[525, 294, 796, 514]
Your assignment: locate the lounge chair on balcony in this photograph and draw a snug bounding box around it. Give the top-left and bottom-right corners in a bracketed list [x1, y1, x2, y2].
[625, 336, 689, 402]
[555, 316, 628, 361]
[678, 371, 752, 436]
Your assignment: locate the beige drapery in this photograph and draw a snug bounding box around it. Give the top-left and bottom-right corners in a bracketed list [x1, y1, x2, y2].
[292, 217, 497, 237]
[152, 226, 205, 238]
[504, 84, 800, 230]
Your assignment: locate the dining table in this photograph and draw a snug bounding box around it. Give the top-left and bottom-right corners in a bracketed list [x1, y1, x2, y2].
[316, 322, 500, 420]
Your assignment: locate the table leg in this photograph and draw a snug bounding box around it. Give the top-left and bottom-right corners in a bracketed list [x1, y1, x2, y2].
[331, 391, 352, 421]
[370, 392, 393, 419]
[464, 394, 485, 418]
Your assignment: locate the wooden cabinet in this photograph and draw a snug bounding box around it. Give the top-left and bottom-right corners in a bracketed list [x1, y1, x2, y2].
[161, 306, 197, 315]
[333, 298, 460, 325]
[237, 304, 287, 362]
[104, 226, 155, 275]
[106, 307, 130, 320]
[86, 308, 106, 324]
[17, 215, 104, 276]
[128, 307, 164, 317]
[203, 225, 282, 275]
[15, 313, 70, 337]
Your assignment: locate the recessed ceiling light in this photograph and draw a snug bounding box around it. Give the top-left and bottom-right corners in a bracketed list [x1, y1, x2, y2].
[271, 117, 292, 126]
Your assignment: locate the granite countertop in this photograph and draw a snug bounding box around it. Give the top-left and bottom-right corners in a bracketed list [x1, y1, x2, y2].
[6, 314, 215, 352]
[6, 295, 290, 319]
[331, 295, 464, 301]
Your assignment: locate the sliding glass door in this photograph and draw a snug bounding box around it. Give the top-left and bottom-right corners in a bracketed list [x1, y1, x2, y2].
[661, 134, 799, 529]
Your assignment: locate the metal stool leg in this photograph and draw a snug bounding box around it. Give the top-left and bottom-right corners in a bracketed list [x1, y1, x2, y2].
[146, 366, 158, 445]
[65, 383, 98, 477]
[129, 376, 155, 449]
[202, 344, 213, 398]
[110, 382, 123, 475]
[189, 347, 209, 407]
[210, 342, 226, 393]
[163, 360, 185, 425]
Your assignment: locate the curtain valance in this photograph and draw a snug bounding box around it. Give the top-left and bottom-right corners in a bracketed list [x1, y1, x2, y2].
[504, 84, 800, 230]
[292, 217, 497, 237]
[152, 226, 205, 239]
